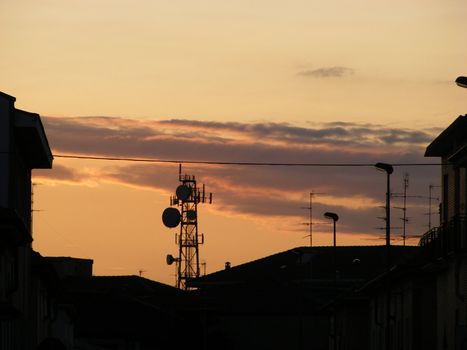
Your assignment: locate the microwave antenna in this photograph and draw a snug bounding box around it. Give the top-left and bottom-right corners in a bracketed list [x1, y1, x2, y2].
[162, 164, 212, 290]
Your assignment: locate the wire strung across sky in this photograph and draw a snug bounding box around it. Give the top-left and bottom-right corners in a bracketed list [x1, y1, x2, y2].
[52, 154, 442, 167]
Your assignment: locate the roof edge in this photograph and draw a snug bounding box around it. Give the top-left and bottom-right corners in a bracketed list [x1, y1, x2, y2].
[0, 91, 16, 102]
[425, 115, 467, 157]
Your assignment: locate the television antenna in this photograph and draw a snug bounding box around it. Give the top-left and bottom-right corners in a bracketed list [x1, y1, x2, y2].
[392, 182, 440, 238]
[300, 191, 323, 247]
[393, 173, 409, 246]
[31, 182, 44, 237]
[162, 164, 212, 290]
[426, 184, 440, 230]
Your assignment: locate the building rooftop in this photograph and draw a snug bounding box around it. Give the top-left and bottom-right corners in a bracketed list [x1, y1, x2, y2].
[58, 275, 194, 345]
[0, 91, 53, 169]
[190, 245, 419, 288]
[14, 109, 53, 169]
[425, 114, 467, 158]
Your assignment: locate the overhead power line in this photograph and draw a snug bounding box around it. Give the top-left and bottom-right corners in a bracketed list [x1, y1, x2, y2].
[52, 154, 442, 167]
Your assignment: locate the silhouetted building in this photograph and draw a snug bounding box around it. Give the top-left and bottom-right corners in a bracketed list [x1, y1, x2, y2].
[57, 273, 195, 350]
[337, 114, 467, 350]
[0, 91, 201, 350]
[45, 257, 93, 279]
[0, 91, 54, 349]
[32, 252, 75, 349]
[422, 114, 467, 349]
[350, 249, 436, 350]
[189, 245, 417, 350]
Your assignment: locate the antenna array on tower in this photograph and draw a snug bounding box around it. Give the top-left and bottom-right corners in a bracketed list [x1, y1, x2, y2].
[162, 164, 212, 290]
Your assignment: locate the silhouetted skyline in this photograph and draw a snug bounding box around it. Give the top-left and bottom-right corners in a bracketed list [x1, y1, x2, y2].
[2, 0, 465, 284]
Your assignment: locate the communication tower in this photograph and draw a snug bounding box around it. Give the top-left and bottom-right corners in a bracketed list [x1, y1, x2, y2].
[162, 165, 212, 290]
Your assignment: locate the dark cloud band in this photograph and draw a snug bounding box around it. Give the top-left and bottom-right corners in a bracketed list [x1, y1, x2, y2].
[34, 116, 441, 238]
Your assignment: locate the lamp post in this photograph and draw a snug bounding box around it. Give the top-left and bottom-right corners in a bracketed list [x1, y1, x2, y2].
[374, 162, 393, 350]
[455, 76, 467, 88]
[323, 212, 339, 269]
[374, 163, 393, 250]
[324, 211, 339, 350]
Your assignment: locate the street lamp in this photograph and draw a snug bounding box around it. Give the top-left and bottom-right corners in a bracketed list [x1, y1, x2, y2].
[324, 211, 339, 350]
[323, 212, 339, 278]
[456, 76, 467, 88]
[324, 212, 339, 249]
[374, 163, 393, 250]
[374, 162, 393, 350]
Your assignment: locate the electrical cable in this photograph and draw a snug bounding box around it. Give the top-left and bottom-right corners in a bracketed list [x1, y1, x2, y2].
[0, 151, 445, 167]
[53, 154, 442, 167]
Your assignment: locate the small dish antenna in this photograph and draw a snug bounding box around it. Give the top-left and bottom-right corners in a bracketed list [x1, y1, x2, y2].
[176, 185, 192, 201]
[166, 254, 178, 265]
[186, 210, 197, 221]
[162, 207, 181, 228]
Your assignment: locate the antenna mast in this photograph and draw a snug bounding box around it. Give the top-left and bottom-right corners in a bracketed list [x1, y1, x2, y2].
[393, 173, 411, 245]
[400, 173, 409, 246]
[301, 191, 322, 247]
[31, 182, 43, 237]
[427, 184, 440, 230]
[162, 164, 212, 290]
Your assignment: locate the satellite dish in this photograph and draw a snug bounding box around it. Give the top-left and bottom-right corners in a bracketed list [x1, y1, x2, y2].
[162, 207, 181, 228]
[176, 185, 192, 201]
[186, 210, 197, 221]
[166, 254, 177, 265]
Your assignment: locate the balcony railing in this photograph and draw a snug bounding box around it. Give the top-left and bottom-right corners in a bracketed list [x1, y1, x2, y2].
[419, 216, 467, 259]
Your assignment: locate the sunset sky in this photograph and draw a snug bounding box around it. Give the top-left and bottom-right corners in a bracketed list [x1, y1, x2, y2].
[2, 0, 466, 285]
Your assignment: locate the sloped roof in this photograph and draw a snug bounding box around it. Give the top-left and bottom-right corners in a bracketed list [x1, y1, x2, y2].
[425, 115, 467, 158]
[59, 275, 193, 344]
[0, 91, 53, 169]
[44, 256, 93, 279]
[0, 91, 16, 102]
[190, 245, 418, 288]
[14, 109, 53, 168]
[62, 275, 188, 309]
[186, 246, 418, 317]
[357, 247, 429, 293]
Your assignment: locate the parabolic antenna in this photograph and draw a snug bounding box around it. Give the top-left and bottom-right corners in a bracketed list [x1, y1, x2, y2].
[162, 207, 181, 228]
[176, 185, 192, 201]
[186, 210, 197, 221]
[166, 254, 177, 265]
